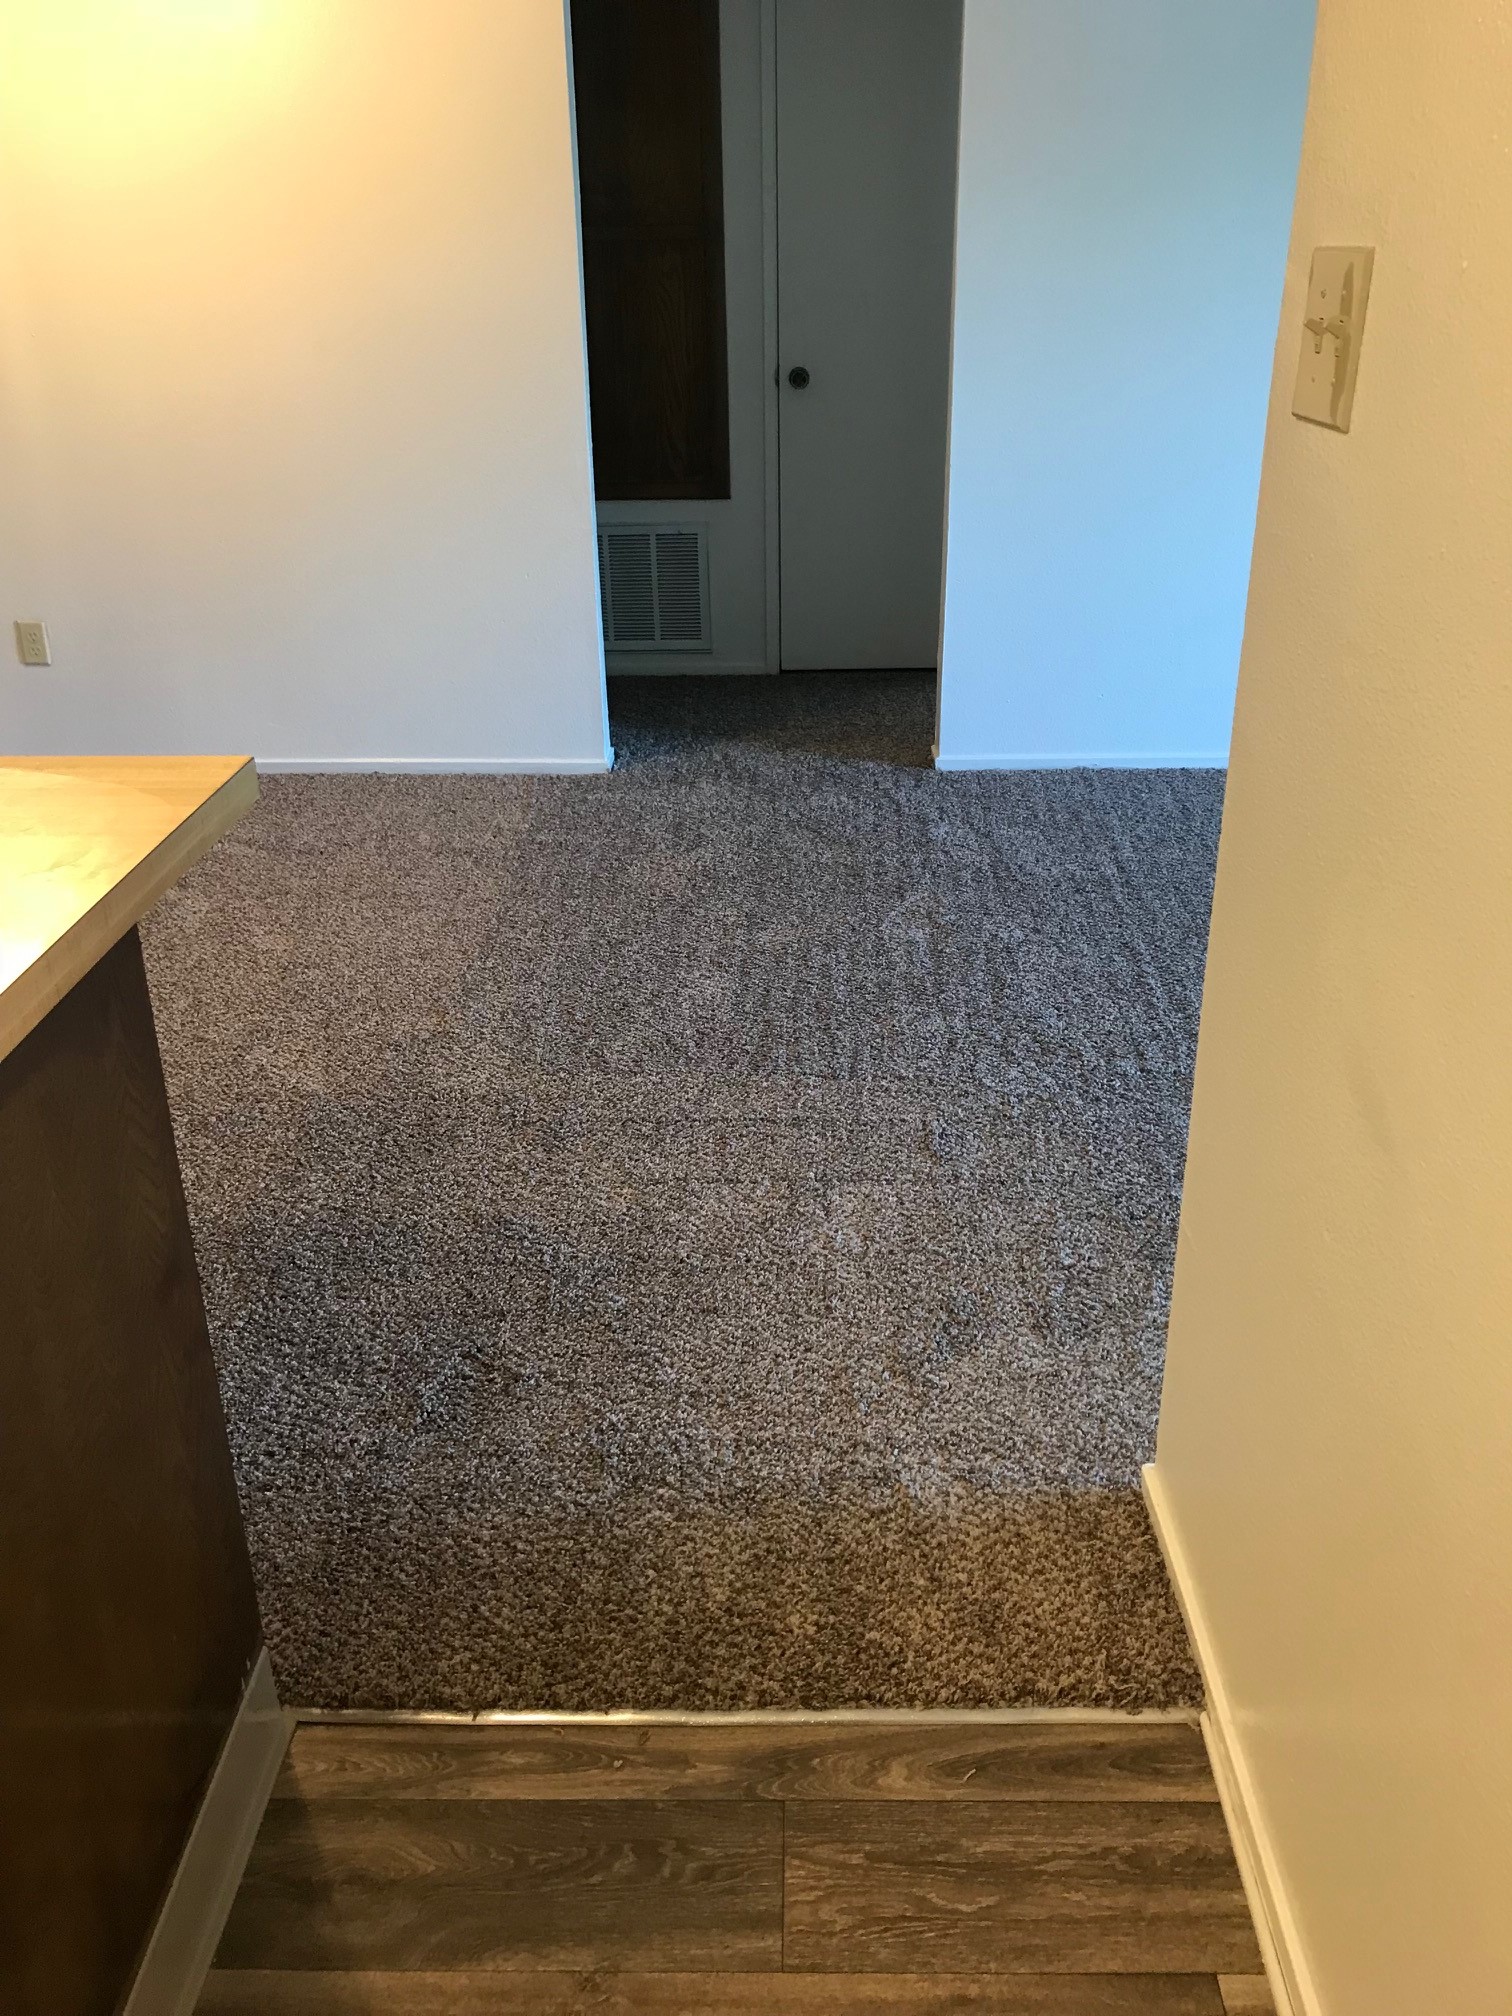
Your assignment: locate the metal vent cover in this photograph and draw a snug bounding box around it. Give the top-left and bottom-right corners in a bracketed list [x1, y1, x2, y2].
[597, 523, 711, 652]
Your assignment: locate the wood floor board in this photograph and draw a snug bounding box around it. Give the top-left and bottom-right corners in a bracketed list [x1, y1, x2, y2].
[783, 1801, 1262, 1977]
[199, 1969, 1229, 2014]
[1218, 1980, 1276, 2014]
[275, 1721, 1216, 1806]
[203, 1723, 1265, 2011]
[213, 1799, 783, 1975]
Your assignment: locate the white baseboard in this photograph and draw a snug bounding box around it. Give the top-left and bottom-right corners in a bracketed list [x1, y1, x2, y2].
[256, 756, 613, 774]
[1142, 1464, 1321, 2016]
[123, 1648, 292, 2016]
[935, 752, 1229, 772]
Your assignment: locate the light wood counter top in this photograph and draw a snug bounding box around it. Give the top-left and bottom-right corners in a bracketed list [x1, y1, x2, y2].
[0, 756, 257, 1064]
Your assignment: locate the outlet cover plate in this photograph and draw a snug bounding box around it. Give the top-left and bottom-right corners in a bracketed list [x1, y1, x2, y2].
[14, 620, 51, 667]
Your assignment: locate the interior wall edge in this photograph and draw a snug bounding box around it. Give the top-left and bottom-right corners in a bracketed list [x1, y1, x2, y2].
[1142, 1463, 1320, 2016]
[558, 0, 614, 761]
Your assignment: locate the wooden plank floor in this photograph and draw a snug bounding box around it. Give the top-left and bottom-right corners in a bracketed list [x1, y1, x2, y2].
[199, 1721, 1275, 2016]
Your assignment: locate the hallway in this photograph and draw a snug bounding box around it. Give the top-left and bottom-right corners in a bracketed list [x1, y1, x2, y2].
[143, 675, 1220, 1712]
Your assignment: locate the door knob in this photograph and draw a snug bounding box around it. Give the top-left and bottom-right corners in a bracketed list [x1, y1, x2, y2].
[787, 366, 811, 390]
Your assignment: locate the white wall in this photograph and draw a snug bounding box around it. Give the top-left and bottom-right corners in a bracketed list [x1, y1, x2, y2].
[1151, 0, 1512, 2008]
[936, 0, 1315, 768]
[0, 0, 609, 770]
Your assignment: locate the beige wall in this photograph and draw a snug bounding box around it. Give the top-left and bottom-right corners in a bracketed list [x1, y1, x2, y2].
[0, 0, 608, 768]
[1154, 1, 1512, 2010]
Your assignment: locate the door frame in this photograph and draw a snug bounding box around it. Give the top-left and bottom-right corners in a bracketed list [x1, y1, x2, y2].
[580, 0, 958, 698]
[759, 0, 782, 673]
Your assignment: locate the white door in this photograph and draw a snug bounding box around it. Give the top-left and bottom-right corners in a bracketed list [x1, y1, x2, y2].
[776, 0, 962, 670]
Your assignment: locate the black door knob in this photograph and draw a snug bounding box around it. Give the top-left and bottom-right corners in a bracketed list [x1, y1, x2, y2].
[788, 365, 811, 390]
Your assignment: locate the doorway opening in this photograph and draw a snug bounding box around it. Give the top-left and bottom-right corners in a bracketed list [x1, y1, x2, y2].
[570, 0, 963, 756]
[134, 1, 1234, 1726]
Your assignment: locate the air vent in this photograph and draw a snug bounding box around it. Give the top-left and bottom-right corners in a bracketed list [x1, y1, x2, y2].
[597, 523, 711, 652]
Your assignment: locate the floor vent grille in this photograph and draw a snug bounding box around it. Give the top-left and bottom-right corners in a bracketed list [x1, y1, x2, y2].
[597, 524, 711, 652]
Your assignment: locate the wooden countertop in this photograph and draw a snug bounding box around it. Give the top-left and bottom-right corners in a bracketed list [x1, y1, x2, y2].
[0, 756, 257, 1064]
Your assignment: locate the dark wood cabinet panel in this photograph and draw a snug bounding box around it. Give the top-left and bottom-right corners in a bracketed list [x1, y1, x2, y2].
[0, 928, 263, 2016]
[571, 0, 731, 500]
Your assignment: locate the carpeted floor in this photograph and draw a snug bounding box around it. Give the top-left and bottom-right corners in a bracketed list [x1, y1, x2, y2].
[143, 673, 1220, 1711]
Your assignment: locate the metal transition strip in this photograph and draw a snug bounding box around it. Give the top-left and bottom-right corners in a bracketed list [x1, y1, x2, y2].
[292, 1704, 1201, 1727]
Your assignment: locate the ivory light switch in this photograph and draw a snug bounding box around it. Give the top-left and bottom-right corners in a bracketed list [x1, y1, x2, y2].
[1293, 246, 1374, 432]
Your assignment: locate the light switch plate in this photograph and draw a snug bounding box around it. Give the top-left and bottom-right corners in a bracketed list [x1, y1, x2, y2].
[1293, 246, 1374, 432]
[14, 620, 51, 666]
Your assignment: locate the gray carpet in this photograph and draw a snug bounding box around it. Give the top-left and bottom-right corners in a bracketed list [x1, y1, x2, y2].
[142, 673, 1219, 1710]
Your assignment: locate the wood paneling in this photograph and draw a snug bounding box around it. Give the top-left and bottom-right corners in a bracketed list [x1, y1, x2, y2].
[277, 1720, 1217, 1805]
[783, 1801, 1262, 1976]
[0, 928, 263, 2016]
[215, 1799, 783, 1973]
[570, 0, 730, 500]
[1218, 1981, 1276, 2015]
[201, 1968, 1230, 2014]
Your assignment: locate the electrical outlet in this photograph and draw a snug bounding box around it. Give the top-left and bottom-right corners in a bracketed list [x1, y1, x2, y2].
[14, 620, 51, 667]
